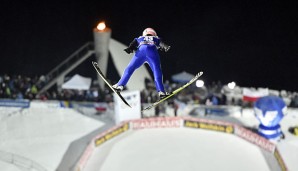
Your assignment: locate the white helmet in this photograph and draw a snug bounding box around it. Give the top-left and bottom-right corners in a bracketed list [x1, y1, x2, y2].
[142, 28, 157, 36]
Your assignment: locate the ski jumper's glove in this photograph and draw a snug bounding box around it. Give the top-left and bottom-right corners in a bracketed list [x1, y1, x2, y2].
[159, 41, 171, 52]
[124, 48, 133, 54]
[124, 39, 138, 54]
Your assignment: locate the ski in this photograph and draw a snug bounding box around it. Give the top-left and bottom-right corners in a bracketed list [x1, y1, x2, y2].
[142, 71, 203, 111]
[92, 61, 131, 108]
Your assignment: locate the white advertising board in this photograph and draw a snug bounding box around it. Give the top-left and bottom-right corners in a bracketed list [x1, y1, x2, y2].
[114, 90, 141, 124]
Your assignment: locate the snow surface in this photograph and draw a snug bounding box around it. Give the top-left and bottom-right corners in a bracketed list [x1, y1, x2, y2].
[0, 107, 104, 171]
[85, 128, 270, 171]
[0, 160, 21, 171]
[0, 104, 297, 171]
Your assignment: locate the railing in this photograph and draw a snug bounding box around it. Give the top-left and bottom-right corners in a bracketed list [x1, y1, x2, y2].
[0, 150, 47, 171]
[46, 42, 94, 80]
[37, 42, 95, 95]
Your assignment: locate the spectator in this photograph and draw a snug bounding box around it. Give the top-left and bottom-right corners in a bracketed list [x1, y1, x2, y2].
[31, 84, 38, 95]
[212, 95, 219, 105]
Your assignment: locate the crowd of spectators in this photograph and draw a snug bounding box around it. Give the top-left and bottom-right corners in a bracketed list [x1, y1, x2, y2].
[0, 74, 116, 102]
[1, 74, 298, 108]
[0, 74, 44, 100]
[140, 80, 226, 105]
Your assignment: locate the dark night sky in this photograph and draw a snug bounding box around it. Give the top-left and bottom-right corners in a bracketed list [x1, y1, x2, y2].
[1, 0, 298, 91]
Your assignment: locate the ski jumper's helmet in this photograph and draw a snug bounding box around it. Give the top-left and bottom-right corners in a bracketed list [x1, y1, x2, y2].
[142, 28, 157, 36]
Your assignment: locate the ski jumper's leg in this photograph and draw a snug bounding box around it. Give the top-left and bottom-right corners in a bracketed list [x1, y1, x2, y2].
[146, 49, 165, 93]
[117, 52, 146, 86]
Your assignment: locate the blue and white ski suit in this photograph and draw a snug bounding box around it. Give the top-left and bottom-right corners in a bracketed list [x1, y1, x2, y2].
[117, 36, 169, 92]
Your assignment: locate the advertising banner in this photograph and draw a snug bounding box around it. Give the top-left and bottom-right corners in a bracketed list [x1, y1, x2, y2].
[234, 125, 276, 152]
[184, 119, 234, 134]
[0, 99, 30, 108]
[131, 117, 182, 130]
[294, 127, 298, 136]
[114, 90, 141, 124]
[94, 122, 129, 147]
[274, 149, 288, 171]
[30, 100, 61, 108]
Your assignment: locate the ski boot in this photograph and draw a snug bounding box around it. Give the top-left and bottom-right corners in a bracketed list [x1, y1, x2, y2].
[158, 91, 171, 100]
[112, 84, 124, 93]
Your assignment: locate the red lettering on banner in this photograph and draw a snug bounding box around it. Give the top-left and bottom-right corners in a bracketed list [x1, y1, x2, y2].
[132, 117, 182, 129]
[235, 126, 276, 152]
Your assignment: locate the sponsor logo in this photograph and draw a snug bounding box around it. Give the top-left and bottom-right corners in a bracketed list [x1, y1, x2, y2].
[132, 118, 181, 129]
[294, 127, 298, 136]
[76, 142, 94, 171]
[95, 123, 129, 146]
[235, 126, 276, 152]
[184, 120, 234, 134]
[274, 149, 287, 171]
[60, 101, 72, 108]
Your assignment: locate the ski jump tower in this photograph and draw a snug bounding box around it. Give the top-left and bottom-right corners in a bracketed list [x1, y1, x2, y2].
[93, 22, 111, 90]
[37, 22, 151, 95]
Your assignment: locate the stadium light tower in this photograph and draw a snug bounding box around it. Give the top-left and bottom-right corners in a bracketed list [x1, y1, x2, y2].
[93, 21, 112, 90]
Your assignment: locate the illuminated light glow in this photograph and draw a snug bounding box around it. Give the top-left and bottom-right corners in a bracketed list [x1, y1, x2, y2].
[196, 80, 204, 88]
[97, 22, 106, 31]
[228, 81, 236, 89]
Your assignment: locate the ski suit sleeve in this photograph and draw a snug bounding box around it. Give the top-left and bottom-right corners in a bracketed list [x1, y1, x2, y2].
[124, 39, 138, 54]
[159, 40, 171, 52]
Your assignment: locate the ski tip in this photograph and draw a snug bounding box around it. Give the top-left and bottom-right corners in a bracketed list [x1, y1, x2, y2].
[92, 61, 97, 65]
[196, 71, 203, 76]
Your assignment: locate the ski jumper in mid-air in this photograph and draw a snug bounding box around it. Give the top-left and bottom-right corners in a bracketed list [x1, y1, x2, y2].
[112, 28, 171, 99]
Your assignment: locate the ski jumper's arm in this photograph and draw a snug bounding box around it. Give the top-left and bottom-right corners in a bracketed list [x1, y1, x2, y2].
[124, 39, 138, 54]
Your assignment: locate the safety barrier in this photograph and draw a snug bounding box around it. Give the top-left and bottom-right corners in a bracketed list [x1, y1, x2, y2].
[0, 150, 47, 171]
[75, 116, 288, 171]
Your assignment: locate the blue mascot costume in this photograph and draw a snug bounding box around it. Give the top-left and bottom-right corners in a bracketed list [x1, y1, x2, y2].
[254, 95, 287, 142]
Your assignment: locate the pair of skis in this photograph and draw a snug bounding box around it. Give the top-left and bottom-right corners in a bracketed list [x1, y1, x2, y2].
[92, 61, 203, 111]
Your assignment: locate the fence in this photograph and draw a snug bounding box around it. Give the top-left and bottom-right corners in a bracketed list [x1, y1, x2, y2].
[0, 150, 47, 171]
